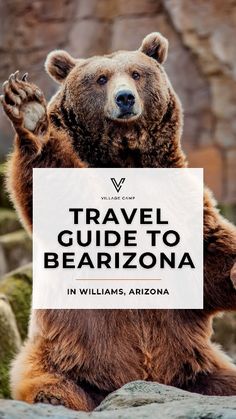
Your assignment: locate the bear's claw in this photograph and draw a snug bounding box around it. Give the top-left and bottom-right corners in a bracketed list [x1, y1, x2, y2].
[35, 391, 66, 406]
[22, 72, 28, 81]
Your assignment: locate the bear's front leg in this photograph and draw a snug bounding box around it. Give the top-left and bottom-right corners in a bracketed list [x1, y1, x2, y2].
[0, 71, 49, 151]
[185, 366, 236, 396]
[1, 71, 85, 231]
[11, 338, 96, 411]
[0, 71, 51, 231]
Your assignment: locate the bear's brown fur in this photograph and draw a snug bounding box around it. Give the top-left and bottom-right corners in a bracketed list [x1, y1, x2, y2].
[1, 32, 236, 410]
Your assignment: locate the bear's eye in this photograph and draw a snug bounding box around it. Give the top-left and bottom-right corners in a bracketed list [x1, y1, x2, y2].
[132, 71, 140, 80]
[97, 75, 108, 85]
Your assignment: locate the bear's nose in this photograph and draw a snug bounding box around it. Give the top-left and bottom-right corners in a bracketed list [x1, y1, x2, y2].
[115, 90, 135, 112]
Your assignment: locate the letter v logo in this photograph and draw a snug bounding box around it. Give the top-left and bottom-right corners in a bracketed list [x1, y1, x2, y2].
[110, 178, 126, 193]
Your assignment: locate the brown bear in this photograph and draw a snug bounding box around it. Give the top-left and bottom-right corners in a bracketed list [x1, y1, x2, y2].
[1, 32, 236, 411]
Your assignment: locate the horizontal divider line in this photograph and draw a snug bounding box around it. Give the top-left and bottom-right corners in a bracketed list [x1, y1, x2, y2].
[74, 278, 162, 280]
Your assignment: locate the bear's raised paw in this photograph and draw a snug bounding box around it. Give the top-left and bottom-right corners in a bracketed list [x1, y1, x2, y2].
[0, 71, 48, 136]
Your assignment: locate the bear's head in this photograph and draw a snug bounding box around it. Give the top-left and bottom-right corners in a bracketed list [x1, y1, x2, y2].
[45, 33, 185, 167]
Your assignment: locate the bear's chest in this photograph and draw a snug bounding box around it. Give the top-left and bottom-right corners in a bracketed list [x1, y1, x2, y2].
[70, 310, 164, 388]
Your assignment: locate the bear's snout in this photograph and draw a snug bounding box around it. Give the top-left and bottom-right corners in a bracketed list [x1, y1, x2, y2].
[115, 89, 135, 114]
[104, 73, 142, 121]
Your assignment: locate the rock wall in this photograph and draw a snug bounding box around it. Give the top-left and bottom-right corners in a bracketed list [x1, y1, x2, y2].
[0, 0, 236, 204]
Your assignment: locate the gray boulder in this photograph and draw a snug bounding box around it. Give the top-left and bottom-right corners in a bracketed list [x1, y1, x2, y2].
[0, 381, 236, 418]
[0, 264, 32, 340]
[0, 163, 11, 209]
[0, 230, 32, 277]
[0, 209, 21, 236]
[0, 296, 21, 398]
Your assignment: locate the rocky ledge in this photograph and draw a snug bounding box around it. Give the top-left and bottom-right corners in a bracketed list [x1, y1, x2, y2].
[0, 381, 236, 419]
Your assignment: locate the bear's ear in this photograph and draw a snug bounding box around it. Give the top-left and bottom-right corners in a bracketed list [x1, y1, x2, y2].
[139, 32, 168, 64]
[45, 50, 76, 83]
